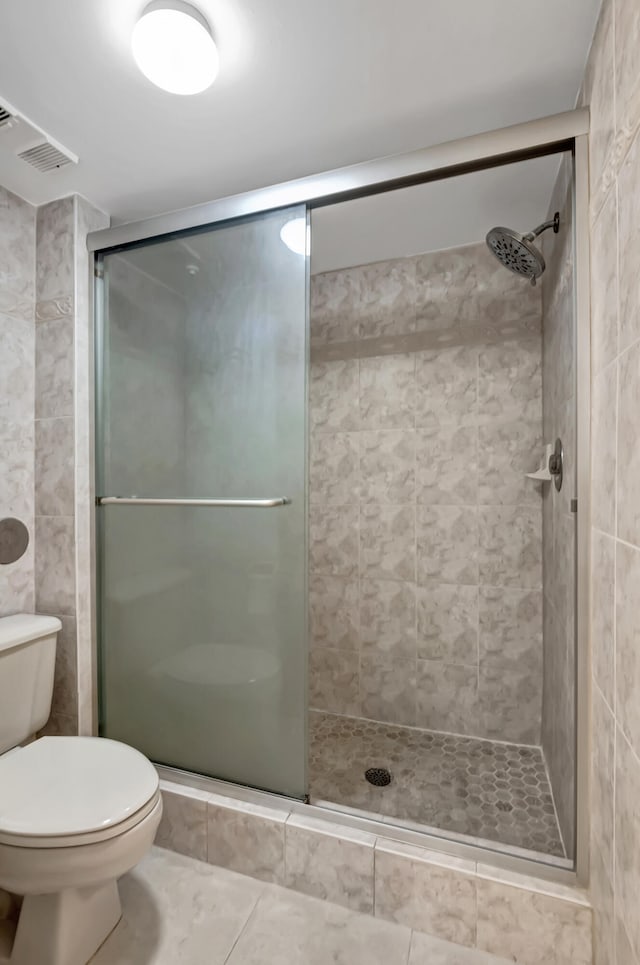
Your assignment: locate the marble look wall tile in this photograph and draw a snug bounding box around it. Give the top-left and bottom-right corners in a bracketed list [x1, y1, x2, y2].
[617, 133, 640, 354]
[360, 579, 416, 657]
[417, 584, 478, 664]
[416, 661, 478, 735]
[477, 339, 541, 425]
[0, 422, 34, 517]
[476, 877, 592, 965]
[614, 0, 640, 158]
[360, 654, 416, 726]
[360, 504, 415, 582]
[0, 313, 34, 428]
[353, 259, 417, 339]
[155, 787, 208, 861]
[415, 243, 539, 334]
[34, 515, 75, 615]
[207, 799, 285, 883]
[374, 840, 477, 947]
[309, 575, 359, 650]
[617, 341, 640, 546]
[477, 421, 543, 507]
[36, 198, 74, 301]
[585, 1, 616, 213]
[35, 295, 73, 321]
[417, 505, 478, 586]
[310, 269, 361, 345]
[309, 432, 359, 504]
[0, 541, 34, 616]
[416, 426, 477, 505]
[590, 187, 618, 373]
[478, 665, 541, 745]
[616, 540, 640, 757]
[591, 530, 615, 707]
[614, 728, 640, 963]
[414, 345, 478, 427]
[309, 505, 358, 577]
[479, 587, 542, 671]
[409, 931, 513, 965]
[35, 315, 74, 419]
[359, 354, 415, 429]
[310, 359, 359, 432]
[616, 916, 639, 965]
[591, 686, 615, 878]
[359, 430, 415, 503]
[0, 185, 35, 304]
[309, 647, 359, 716]
[478, 505, 541, 589]
[50, 614, 77, 720]
[38, 711, 77, 737]
[591, 843, 615, 965]
[284, 815, 375, 913]
[35, 417, 74, 516]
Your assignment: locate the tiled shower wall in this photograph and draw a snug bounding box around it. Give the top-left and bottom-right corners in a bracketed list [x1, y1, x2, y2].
[540, 155, 577, 859]
[0, 186, 36, 616]
[309, 242, 545, 744]
[582, 1, 640, 964]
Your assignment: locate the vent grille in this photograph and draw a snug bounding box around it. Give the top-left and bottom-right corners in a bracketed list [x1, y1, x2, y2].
[0, 105, 13, 128]
[18, 142, 74, 172]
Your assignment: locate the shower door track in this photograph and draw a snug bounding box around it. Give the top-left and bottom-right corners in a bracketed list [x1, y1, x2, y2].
[88, 107, 591, 887]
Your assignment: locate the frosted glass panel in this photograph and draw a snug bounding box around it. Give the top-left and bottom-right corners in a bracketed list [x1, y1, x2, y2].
[97, 207, 308, 798]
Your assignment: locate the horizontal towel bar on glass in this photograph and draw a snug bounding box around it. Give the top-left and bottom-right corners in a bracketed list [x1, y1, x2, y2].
[96, 497, 290, 508]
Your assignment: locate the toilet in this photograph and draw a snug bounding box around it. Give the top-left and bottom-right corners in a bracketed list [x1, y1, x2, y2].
[0, 614, 162, 965]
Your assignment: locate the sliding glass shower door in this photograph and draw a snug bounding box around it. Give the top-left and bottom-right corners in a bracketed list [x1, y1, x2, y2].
[96, 207, 308, 798]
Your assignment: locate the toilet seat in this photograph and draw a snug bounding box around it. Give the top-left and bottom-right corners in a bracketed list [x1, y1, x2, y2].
[0, 736, 159, 848]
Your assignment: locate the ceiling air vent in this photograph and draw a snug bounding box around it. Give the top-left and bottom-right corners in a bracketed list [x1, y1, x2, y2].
[0, 104, 13, 128]
[18, 141, 75, 173]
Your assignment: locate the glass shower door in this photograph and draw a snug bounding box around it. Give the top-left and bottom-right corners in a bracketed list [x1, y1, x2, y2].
[96, 207, 308, 798]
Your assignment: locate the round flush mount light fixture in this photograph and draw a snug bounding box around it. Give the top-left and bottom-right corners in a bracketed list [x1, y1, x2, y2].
[132, 0, 219, 95]
[280, 217, 308, 256]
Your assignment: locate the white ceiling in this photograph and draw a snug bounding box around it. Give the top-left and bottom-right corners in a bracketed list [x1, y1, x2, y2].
[0, 0, 599, 227]
[310, 154, 564, 273]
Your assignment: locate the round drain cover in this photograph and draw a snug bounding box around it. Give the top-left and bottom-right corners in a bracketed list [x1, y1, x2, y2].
[365, 767, 392, 787]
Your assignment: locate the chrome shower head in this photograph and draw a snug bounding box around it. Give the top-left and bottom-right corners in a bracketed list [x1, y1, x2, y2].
[486, 212, 560, 286]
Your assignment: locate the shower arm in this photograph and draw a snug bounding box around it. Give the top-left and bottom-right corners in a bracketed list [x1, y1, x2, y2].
[524, 211, 560, 241]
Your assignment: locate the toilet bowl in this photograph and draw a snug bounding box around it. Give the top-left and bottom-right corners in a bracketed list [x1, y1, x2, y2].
[0, 615, 162, 965]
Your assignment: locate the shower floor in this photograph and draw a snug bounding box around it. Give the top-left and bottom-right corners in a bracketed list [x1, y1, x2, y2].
[309, 711, 566, 859]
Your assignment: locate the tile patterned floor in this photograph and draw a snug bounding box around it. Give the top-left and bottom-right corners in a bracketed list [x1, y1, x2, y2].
[309, 712, 566, 859]
[93, 847, 512, 964]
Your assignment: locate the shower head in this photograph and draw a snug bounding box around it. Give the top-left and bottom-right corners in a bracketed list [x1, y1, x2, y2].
[486, 211, 560, 286]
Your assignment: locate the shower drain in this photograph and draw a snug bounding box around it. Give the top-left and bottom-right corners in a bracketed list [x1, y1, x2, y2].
[365, 767, 392, 787]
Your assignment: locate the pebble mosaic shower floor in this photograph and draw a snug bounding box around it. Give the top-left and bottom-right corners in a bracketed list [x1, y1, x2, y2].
[309, 711, 566, 859]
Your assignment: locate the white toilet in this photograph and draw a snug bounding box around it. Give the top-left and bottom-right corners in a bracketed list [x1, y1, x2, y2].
[0, 614, 163, 965]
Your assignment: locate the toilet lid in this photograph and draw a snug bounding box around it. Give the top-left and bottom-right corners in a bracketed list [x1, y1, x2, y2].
[0, 737, 159, 837]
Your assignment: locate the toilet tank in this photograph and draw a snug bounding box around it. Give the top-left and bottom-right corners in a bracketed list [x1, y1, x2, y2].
[0, 614, 61, 754]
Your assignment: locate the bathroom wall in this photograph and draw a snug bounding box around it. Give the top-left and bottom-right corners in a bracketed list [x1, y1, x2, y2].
[540, 154, 577, 858]
[34, 195, 108, 736]
[582, 1, 640, 964]
[0, 185, 36, 617]
[309, 241, 545, 744]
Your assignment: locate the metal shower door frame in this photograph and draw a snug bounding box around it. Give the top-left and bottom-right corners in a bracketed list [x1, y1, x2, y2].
[87, 108, 591, 887]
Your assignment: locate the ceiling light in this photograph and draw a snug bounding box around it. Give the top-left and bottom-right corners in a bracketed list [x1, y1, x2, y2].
[132, 1, 219, 95]
[280, 218, 308, 256]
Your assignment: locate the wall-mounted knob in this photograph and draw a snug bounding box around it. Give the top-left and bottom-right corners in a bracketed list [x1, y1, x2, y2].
[548, 438, 563, 492]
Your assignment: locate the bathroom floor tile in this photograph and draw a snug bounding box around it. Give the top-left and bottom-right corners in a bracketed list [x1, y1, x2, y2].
[309, 712, 565, 859]
[92, 847, 264, 964]
[93, 846, 510, 965]
[226, 886, 411, 964]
